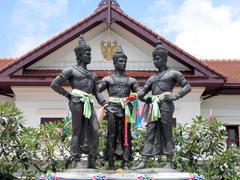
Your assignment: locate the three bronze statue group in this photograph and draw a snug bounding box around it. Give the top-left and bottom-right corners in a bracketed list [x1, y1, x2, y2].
[51, 35, 191, 170]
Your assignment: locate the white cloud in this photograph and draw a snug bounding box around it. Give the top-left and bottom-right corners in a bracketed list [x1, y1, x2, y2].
[11, 36, 47, 57]
[148, 0, 173, 12]
[146, 0, 240, 59]
[10, 0, 69, 57]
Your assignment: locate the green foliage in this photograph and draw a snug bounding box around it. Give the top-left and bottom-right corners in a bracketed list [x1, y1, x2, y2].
[200, 145, 240, 180]
[173, 116, 240, 179]
[0, 102, 27, 177]
[0, 101, 73, 178]
[0, 102, 239, 179]
[98, 120, 108, 169]
[19, 120, 72, 177]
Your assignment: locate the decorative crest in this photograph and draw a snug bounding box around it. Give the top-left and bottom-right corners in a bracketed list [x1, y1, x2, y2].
[116, 45, 123, 54]
[74, 34, 91, 57]
[98, 0, 120, 9]
[112, 45, 127, 64]
[156, 36, 163, 49]
[100, 40, 118, 60]
[78, 34, 87, 47]
[152, 36, 168, 56]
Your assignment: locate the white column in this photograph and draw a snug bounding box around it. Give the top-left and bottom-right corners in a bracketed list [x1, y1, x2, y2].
[173, 87, 205, 124]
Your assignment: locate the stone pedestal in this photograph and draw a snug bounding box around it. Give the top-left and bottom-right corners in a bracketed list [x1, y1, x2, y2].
[53, 167, 192, 180]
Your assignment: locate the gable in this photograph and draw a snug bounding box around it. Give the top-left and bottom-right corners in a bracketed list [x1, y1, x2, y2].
[28, 23, 190, 71]
[0, 3, 226, 95]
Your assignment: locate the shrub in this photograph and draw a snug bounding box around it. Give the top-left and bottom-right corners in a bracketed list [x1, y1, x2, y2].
[173, 116, 240, 179]
[19, 120, 72, 178]
[1, 102, 239, 179]
[0, 102, 28, 179]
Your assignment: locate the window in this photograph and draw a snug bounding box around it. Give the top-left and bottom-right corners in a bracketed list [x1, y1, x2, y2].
[226, 126, 239, 147]
[40, 117, 64, 124]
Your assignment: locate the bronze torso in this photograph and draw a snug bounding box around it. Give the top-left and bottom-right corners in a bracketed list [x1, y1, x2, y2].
[107, 75, 130, 97]
[145, 69, 184, 95]
[68, 66, 95, 94]
[99, 74, 138, 98]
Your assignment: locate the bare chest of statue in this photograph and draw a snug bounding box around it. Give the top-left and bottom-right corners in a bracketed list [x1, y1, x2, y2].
[69, 66, 94, 94]
[107, 75, 131, 98]
[152, 71, 177, 95]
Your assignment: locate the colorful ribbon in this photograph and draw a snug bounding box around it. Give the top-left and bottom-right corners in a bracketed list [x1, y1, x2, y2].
[109, 93, 141, 147]
[71, 89, 94, 119]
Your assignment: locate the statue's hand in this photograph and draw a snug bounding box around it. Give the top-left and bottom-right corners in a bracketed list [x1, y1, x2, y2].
[143, 96, 152, 103]
[165, 94, 180, 102]
[66, 93, 71, 100]
[103, 103, 108, 110]
[137, 89, 145, 98]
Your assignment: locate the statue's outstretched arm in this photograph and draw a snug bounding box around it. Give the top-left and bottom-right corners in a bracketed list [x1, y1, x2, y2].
[51, 68, 72, 99]
[132, 78, 140, 93]
[98, 77, 108, 93]
[177, 78, 191, 98]
[167, 71, 191, 101]
[137, 76, 153, 102]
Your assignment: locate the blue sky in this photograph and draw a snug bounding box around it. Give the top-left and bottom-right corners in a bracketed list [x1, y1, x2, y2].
[1, 0, 240, 59]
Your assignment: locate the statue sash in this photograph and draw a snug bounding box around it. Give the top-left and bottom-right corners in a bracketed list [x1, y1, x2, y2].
[71, 89, 94, 119]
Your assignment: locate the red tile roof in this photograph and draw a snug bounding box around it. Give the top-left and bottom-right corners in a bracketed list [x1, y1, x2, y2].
[202, 60, 240, 84]
[0, 58, 18, 71]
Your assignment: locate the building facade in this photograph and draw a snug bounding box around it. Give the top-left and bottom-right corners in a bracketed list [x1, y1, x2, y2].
[0, 1, 239, 146]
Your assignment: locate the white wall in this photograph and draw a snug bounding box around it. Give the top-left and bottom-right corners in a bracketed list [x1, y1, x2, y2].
[174, 87, 205, 124]
[12, 86, 69, 127]
[201, 95, 240, 125]
[12, 86, 205, 127]
[0, 95, 14, 105]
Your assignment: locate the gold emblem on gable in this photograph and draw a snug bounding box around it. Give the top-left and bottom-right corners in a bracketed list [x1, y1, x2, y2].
[100, 40, 118, 60]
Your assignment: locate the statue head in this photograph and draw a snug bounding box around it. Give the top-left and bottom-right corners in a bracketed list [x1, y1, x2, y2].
[74, 35, 91, 64]
[152, 37, 168, 68]
[112, 46, 127, 71]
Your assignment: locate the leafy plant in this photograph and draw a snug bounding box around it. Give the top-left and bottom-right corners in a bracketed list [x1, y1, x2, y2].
[1, 102, 239, 179]
[200, 145, 240, 179]
[173, 116, 227, 172]
[173, 116, 240, 179]
[18, 120, 72, 177]
[0, 102, 28, 179]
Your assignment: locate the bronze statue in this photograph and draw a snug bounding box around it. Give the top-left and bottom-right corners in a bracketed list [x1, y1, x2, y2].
[134, 37, 191, 169]
[98, 46, 140, 170]
[51, 35, 106, 169]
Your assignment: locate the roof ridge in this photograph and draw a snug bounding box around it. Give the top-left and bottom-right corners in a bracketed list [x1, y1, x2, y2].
[0, 57, 18, 60]
[200, 59, 240, 62]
